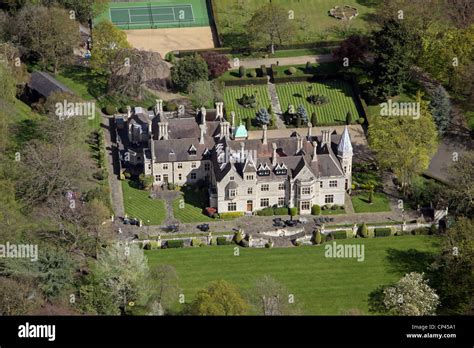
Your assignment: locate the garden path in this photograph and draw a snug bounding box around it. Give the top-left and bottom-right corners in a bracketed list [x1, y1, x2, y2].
[237, 53, 335, 69]
[267, 80, 286, 129]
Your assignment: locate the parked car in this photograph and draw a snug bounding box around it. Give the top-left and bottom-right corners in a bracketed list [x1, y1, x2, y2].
[123, 217, 130, 225]
[204, 207, 217, 218]
[165, 224, 179, 232]
[197, 223, 210, 232]
[285, 220, 298, 227]
[298, 217, 308, 224]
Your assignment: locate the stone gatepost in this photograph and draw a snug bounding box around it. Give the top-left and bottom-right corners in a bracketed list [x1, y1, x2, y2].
[157, 234, 162, 248]
[207, 232, 212, 245]
[352, 223, 358, 237]
[248, 235, 253, 248]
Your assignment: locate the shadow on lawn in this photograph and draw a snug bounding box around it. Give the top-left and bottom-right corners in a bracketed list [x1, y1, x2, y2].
[61, 65, 107, 99]
[385, 248, 437, 275]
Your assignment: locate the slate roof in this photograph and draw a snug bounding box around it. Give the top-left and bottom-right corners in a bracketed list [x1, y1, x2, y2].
[153, 137, 215, 162]
[29, 72, 72, 98]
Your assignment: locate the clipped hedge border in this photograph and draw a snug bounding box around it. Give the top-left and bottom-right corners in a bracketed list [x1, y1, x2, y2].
[223, 78, 268, 87]
[374, 228, 392, 237]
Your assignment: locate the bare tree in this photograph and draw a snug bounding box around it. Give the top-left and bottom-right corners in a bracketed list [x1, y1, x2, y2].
[147, 265, 180, 315]
[251, 275, 298, 315]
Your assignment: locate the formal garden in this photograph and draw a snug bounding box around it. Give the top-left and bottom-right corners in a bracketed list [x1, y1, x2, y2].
[223, 85, 272, 126]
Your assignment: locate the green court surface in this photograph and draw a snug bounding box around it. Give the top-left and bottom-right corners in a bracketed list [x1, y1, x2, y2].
[96, 0, 210, 29]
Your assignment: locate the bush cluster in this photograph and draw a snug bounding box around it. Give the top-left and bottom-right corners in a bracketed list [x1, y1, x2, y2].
[374, 228, 391, 237]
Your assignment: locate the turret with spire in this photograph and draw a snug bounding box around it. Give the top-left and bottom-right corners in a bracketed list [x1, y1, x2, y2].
[337, 126, 353, 192]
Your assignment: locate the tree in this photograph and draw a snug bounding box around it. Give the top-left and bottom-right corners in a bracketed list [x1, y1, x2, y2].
[383, 272, 439, 315]
[147, 265, 180, 315]
[139, 174, 153, 190]
[296, 105, 308, 125]
[359, 223, 368, 238]
[429, 85, 451, 134]
[248, 3, 295, 54]
[314, 229, 321, 244]
[445, 151, 474, 217]
[188, 80, 222, 108]
[311, 112, 317, 126]
[255, 107, 270, 126]
[239, 65, 246, 78]
[200, 51, 230, 78]
[90, 243, 150, 315]
[0, 62, 17, 102]
[58, 0, 109, 24]
[332, 34, 369, 64]
[245, 116, 251, 130]
[14, 5, 80, 73]
[0, 10, 8, 41]
[91, 20, 131, 75]
[368, 189, 374, 203]
[346, 111, 353, 125]
[369, 92, 438, 194]
[250, 275, 295, 315]
[190, 280, 248, 315]
[368, 19, 420, 100]
[444, 0, 474, 29]
[171, 54, 208, 91]
[429, 217, 474, 315]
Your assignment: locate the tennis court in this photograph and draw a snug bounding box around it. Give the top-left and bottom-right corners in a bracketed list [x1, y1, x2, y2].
[98, 1, 211, 29]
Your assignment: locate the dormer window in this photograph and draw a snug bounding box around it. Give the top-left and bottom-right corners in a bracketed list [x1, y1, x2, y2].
[257, 163, 271, 177]
[274, 163, 288, 175]
[188, 144, 197, 156]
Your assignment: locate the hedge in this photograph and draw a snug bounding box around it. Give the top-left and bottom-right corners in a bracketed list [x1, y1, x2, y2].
[219, 212, 245, 219]
[217, 237, 232, 245]
[191, 238, 202, 247]
[289, 207, 298, 216]
[222, 78, 268, 87]
[273, 207, 289, 215]
[257, 208, 274, 216]
[260, 65, 267, 77]
[167, 240, 184, 248]
[374, 228, 391, 237]
[330, 230, 348, 239]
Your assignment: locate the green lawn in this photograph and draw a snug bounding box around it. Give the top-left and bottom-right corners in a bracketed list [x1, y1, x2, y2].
[276, 80, 361, 125]
[146, 235, 439, 314]
[173, 187, 214, 223]
[213, 0, 378, 45]
[351, 192, 392, 213]
[122, 180, 166, 225]
[223, 85, 272, 125]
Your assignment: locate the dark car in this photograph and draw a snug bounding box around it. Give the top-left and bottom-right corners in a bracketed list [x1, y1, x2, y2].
[166, 224, 179, 232]
[285, 220, 298, 227]
[273, 218, 284, 227]
[197, 224, 210, 232]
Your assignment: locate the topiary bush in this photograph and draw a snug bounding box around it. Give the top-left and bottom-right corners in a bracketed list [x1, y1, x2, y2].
[104, 105, 117, 115]
[331, 204, 339, 210]
[307, 94, 329, 106]
[331, 230, 348, 239]
[359, 223, 369, 238]
[256, 208, 274, 216]
[313, 229, 322, 245]
[288, 67, 297, 75]
[239, 66, 246, 78]
[311, 205, 321, 215]
[164, 102, 178, 111]
[289, 207, 298, 217]
[357, 117, 365, 124]
[217, 237, 232, 245]
[249, 70, 257, 78]
[260, 65, 267, 77]
[234, 230, 244, 244]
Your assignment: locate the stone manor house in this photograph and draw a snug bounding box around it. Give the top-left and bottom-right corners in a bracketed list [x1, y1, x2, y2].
[116, 100, 353, 215]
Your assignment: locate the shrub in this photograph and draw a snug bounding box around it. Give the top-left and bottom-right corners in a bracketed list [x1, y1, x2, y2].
[119, 106, 128, 113]
[307, 94, 328, 105]
[368, 190, 374, 203]
[249, 70, 257, 78]
[289, 207, 298, 217]
[219, 212, 245, 219]
[239, 66, 246, 78]
[359, 223, 369, 238]
[288, 67, 297, 75]
[429, 224, 438, 235]
[164, 102, 178, 112]
[311, 205, 321, 215]
[171, 53, 208, 90]
[346, 112, 353, 125]
[357, 117, 365, 124]
[313, 229, 322, 245]
[271, 64, 277, 76]
[104, 105, 116, 115]
[411, 227, 430, 235]
[320, 233, 327, 243]
[191, 238, 202, 247]
[265, 240, 273, 248]
[167, 240, 184, 248]
[322, 204, 329, 210]
[331, 230, 348, 239]
[200, 51, 230, 78]
[273, 207, 289, 215]
[294, 240, 302, 246]
[143, 242, 151, 250]
[217, 237, 231, 245]
[165, 52, 176, 63]
[260, 65, 267, 77]
[331, 204, 339, 210]
[311, 112, 317, 126]
[305, 61, 312, 73]
[374, 228, 391, 237]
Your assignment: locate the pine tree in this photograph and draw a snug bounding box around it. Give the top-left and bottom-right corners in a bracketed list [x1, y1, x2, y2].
[429, 85, 451, 134]
[311, 112, 317, 126]
[245, 116, 252, 130]
[255, 108, 270, 126]
[296, 105, 308, 125]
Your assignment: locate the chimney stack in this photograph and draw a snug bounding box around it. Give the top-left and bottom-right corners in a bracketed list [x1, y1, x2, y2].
[200, 106, 207, 125]
[216, 102, 224, 120]
[158, 122, 169, 140]
[127, 105, 131, 120]
[297, 134, 303, 154]
[321, 129, 331, 147]
[240, 142, 245, 162]
[272, 143, 277, 166]
[312, 141, 318, 161]
[199, 124, 205, 144]
[307, 122, 312, 140]
[220, 121, 230, 140]
[155, 99, 163, 115]
[262, 125, 267, 145]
